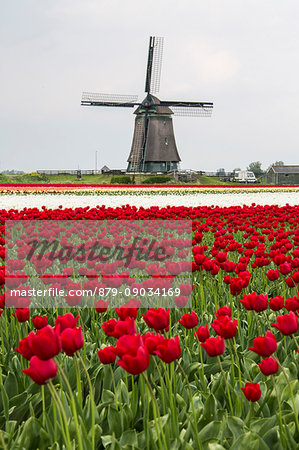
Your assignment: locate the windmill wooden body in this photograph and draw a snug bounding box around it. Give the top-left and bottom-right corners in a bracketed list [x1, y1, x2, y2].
[82, 37, 213, 173]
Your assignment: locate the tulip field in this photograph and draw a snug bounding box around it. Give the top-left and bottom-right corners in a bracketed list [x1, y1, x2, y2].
[0, 193, 299, 449]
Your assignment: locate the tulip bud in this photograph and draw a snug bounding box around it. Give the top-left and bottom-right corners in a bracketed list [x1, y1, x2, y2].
[194, 325, 210, 342]
[23, 356, 57, 385]
[142, 308, 170, 332]
[55, 313, 79, 332]
[61, 327, 84, 356]
[248, 331, 277, 357]
[258, 357, 279, 376]
[272, 311, 298, 335]
[117, 346, 149, 375]
[241, 382, 261, 402]
[97, 346, 117, 364]
[178, 311, 198, 329]
[31, 325, 62, 360]
[13, 308, 30, 323]
[200, 336, 225, 357]
[154, 336, 181, 363]
[32, 315, 48, 330]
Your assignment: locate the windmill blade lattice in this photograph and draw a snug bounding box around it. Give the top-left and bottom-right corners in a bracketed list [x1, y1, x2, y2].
[150, 37, 164, 94]
[171, 105, 213, 117]
[81, 92, 138, 107]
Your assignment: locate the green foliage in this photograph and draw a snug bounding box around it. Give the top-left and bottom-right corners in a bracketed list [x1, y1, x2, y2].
[0, 171, 239, 185]
[141, 175, 172, 184]
[0, 173, 11, 183]
[110, 175, 133, 184]
[15, 172, 50, 183]
[247, 161, 264, 176]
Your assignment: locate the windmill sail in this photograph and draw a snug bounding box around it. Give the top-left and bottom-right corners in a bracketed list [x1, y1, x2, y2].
[159, 101, 213, 117]
[81, 92, 138, 107]
[168, 106, 213, 117]
[145, 37, 164, 94]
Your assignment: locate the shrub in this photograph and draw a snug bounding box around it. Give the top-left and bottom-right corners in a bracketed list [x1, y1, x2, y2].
[110, 175, 132, 184]
[0, 173, 10, 182]
[16, 172, 50, 183]
[141, 175, 172, 184]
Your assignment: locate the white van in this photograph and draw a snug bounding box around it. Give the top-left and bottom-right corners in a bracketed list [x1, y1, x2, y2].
[234, 170, 257, 183]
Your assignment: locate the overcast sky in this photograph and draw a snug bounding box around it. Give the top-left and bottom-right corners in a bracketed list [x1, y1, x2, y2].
[1, 0, 299, 172]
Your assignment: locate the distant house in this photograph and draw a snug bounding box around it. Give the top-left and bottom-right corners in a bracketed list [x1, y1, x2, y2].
[101, 165, 110, 173]
[265, 165, 299, 185]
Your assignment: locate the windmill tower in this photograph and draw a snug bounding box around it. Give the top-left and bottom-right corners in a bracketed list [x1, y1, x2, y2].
[81, 37, 213, 173]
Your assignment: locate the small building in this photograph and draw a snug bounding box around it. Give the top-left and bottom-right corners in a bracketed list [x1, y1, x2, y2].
[265, 165, 299, 185]
[100, 165, 110, 173]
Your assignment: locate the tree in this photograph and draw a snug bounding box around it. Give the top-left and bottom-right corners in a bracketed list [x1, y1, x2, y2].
[267, 161, 284, 171]
[247, 161, 264, 177]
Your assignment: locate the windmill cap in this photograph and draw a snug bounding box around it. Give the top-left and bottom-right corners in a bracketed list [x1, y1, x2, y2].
[134, 95, 174, 115]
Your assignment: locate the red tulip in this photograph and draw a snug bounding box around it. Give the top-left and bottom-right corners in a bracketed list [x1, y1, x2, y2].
[13, 308, 30, 323]
[55, 313, 79, 332]
[284, 277, 297, 288]
[279, 262, 292, 275]
[210, 263, 220, 276]
[211, 316, 238, 339]
[61, 326, 84, 356]
[194, 325, 210, 342]
[224, 275, 232, 285]
[265, 269, 280, 281]
[178, 311, 198, 329]
[284, 296, 299, 312]
[114, 334, 143, 357]
[15, 332, 35, 360]
[31, 325, 62, 360]
[269, 295, 284, 311]
[248, 331, 277, 357]
[94, 299, 109, 313]
[142, 308, 170, 332]
[200, 336, 225, 357]
[64, 293, 82, 307]
[101, 317, 136, 339]
[179, 283, 193, 296]
[291, 271, 299, 283]
[115, 299, 140, 320]
[154, 336, 181, 363]
[258, 357, 279, 376]
[215, 306, 231, 318]
[117, 346, 149, 375]
[241, 382, 261, 402]
[229, 278, 244, 296]
[223, 260, 236, 272]
[174, 295, 189, 307]
[141, 332, 165, 354]
[97, 346, 117, 364]
[32, 315, 48, 329]
[0, 270, 4, 286]
[240, 292, 268, 312]
[23, 356, 57, 385]
[215, 252, 227, 263]
[272, 311, 298, 335]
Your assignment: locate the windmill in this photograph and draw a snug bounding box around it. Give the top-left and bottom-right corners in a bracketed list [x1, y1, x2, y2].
[81, 36, 213, 173]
